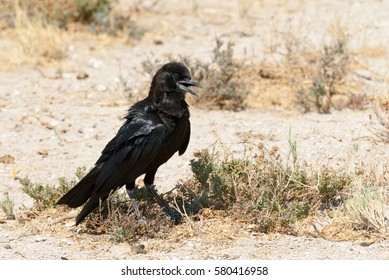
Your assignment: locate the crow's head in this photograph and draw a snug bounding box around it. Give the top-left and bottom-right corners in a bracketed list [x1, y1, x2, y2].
[149, 62, 202, 106]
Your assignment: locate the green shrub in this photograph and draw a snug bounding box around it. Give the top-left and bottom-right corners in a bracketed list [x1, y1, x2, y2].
[180, 134, 351, 233]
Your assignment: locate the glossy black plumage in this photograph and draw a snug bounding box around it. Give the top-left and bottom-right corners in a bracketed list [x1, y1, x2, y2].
[57, 62, 202, 225]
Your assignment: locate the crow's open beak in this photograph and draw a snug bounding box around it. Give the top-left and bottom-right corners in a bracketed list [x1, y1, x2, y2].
[177, 79, 202, 97]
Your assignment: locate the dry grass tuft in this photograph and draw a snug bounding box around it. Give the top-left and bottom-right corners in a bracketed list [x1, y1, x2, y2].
[141, 39, 251, 111]
[17, 167, 86, 211]
[340, 163, 387, 236]
[296, 39, 350, 113]
[343, 184, 385, 231]
[369, 96, 389, 143]
[0, 192, 15, 217]
[83, 188, 176, 242]
[1, 3, 68, 66]
[297, 163, 388, 242]
[177, 132, 355, 234]
[190, 39, 249, 111]
[169, 131, 388, 243]
[250, 19, 370, 113]
[0, 0, 146, 37]
[17, 167, 176, 242]
[0, 0, 146, 66]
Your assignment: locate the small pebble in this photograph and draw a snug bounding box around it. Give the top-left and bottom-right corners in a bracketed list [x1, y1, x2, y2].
[35, 237, 47, 242]
[131, 244, 146, 254]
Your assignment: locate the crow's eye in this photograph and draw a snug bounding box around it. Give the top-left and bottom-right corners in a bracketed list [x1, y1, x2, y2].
[173, 73, 179, 79]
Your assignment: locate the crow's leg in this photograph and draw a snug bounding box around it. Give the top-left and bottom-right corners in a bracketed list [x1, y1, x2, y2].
[125, 183, 146, 224]
[144, 171, 181, 222]
[145, 183, 181, 221]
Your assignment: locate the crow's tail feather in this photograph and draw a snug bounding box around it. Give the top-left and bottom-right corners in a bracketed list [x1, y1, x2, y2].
[57, 166, 100, 208]
[75, 196, 101, 225]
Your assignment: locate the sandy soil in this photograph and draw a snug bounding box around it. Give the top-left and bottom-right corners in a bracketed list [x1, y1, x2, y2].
[0, 0, 388, 259]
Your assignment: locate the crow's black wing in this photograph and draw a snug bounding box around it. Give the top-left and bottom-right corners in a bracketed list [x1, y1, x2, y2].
[178, 119, 190, 156]
[94, 116, 166, 198]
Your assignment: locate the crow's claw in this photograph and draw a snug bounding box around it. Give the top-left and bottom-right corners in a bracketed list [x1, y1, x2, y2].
[163, 206, 182, 223]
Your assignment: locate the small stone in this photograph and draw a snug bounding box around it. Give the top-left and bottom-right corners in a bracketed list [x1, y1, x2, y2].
[35, 237, 47, 242]
[131, 244, 146, 254]
[6, 214, 15, 220]
[153, 39, 163, 45]
[65, 222, 76, 228]
[96, 85, 107, 92]
[76, 72, 89, 80]
[0, 154, 14, 164]
[38, 149, 48, 156]
[88, 58, 103, 69]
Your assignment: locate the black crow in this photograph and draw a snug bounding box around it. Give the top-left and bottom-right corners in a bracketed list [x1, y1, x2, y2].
[57, 62, 202, 225]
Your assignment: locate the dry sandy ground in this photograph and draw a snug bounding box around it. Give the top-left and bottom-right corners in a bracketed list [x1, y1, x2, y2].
[0, 0, 389, 259]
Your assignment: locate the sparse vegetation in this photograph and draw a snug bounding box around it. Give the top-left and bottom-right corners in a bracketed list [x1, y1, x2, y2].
[85, 187, 176, 242]
[343, 184, 385, 231]
[18, 167, 175, 242]
[0, 192, 15, 217]
[0, 0, 145, 36]
[296, 39, 350, 113]
[18, 167, 86, 211]
[142, 38, 250, 111]
[176, 134, 388, 238]
[369, 96, 389, 143]
[0, 0, 146, 65]
[197, 39, 248, 110]
[177, 39, 250, 111]
[250, 19, 370, 113]
[5, 4, 68, 65]
[178, 133, 352, 233]
[16, 132, 388, 242]
[0, 0, 111, 28]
